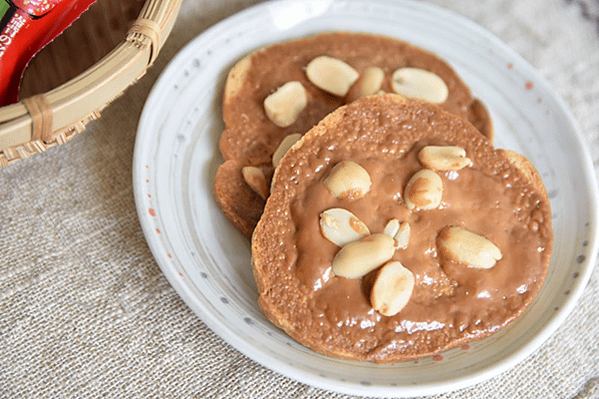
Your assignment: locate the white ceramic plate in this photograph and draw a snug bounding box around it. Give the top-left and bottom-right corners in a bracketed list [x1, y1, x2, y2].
[133, 0, 599, 396]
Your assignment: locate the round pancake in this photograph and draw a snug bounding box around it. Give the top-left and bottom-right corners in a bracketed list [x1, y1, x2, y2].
[251, 95, 552, 363]
[214, 32, 494, 238]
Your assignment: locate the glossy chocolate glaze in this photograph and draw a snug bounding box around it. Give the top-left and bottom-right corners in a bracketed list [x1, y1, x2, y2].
[252, 96, 552, 362]
[216, 32, 493, 238]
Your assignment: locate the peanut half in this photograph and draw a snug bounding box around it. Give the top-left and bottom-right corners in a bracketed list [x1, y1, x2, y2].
[332, 234, 395, 278]
[241, 166, 268, 199]
[404, 169, 443, 210]
[383, 219, 411, 249]
[383, 218, 401, 238]
[418, 146, 471, 171]
[391, 67, 448, 104]
[438, 226, 502, 269]
[320, 208, 370, 247]
[359, 66, 385, 97]
[371, 261, 415, 316]
[263, 81, 307, 127]
[394, 222, 411, 249]
[272, 133, 302, 167]
[323, 160, 372, 199]
[306, 56, 359, 97]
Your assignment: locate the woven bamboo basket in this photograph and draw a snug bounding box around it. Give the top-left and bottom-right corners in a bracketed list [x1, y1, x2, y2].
[0, 0, 181, 168]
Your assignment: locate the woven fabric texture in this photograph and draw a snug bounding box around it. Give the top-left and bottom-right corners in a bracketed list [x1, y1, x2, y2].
[1, 0, 598, 397]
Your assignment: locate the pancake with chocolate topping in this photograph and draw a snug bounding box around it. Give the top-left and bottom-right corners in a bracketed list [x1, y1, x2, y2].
[214, 32, 493, 238]
[251, 95, 552, 363]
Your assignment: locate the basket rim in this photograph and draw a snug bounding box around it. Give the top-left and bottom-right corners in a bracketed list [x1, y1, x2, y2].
[0, 0, 182, 167]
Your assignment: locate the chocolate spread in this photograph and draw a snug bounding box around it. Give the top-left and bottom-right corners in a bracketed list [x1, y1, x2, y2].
[252, 96, 552, 362]
[216, 32, 493, 238]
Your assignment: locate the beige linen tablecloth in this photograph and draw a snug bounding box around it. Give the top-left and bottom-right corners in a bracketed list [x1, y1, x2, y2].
[1, 0, 598, 397]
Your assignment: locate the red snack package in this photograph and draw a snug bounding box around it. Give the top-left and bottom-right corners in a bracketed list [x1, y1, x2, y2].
[0, 0, 98, 106]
